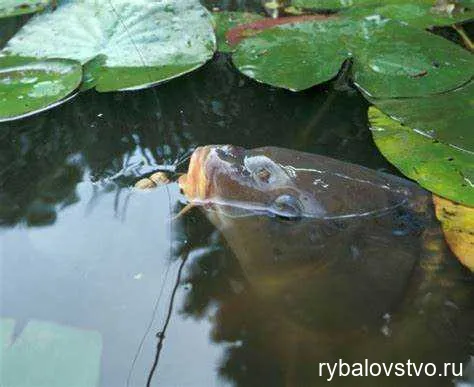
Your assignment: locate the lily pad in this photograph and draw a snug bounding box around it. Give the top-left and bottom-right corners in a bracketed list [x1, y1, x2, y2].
[1, 318, 102, 387]
[233, 17, 474, 96]
[367, 81, 474, 154]
[342, 1, 474, 28]
[213, 11, 265, 53]
[292, 0, 380, 10]
[232, 19, 352, 91]
[433, 194, 474, 271]
[368, 106, 474, 206]
[2, 0, 216, 91]
[0, 56, 82, 122]
[0, 0, 50, 19]
[351, 18, 474, 98]
[293, 0, 474, 27]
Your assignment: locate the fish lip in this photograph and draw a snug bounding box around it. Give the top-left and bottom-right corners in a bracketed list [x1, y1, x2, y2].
[180, 144, 244, 201]
[179, 146, 213, 200]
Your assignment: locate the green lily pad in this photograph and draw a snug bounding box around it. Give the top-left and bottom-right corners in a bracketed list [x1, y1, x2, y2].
[2, 0, 216, 91]
[292, 0, 384, 10]
[0, 56, 82, 122]
[213, 11, 265, 53]
[368, 81, 474, 154]
[294, 0, 474, 27]
[342, 1, 474, 28]
[351, 18, 474, 98]
[0, 0, 50, 19]
[368, 106, 474, 206]
[233, 17, 474, 96]
[1, 318, 102, 387]
[232, 19, 352, 91]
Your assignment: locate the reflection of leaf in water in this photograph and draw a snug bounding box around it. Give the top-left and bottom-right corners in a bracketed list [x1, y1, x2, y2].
[1, 318, 102, 387]
[433, 194, 474, 271]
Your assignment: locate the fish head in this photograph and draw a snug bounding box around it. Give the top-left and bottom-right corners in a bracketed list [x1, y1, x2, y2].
[179, 144, 418, 220]
[179, 145, 328, 219]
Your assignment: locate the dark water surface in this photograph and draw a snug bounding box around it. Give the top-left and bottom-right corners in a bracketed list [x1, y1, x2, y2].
[1, 3, 473, 387]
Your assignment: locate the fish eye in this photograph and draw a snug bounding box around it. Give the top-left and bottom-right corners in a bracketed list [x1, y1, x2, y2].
[244, 156, 279, 184]
[254, 167, 271, 183]
[271, 194, 302, 221]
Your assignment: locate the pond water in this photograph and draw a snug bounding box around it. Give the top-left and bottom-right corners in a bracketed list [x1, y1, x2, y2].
[1, 3, 473, 387]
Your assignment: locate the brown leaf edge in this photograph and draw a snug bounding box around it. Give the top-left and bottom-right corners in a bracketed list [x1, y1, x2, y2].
[226, 14, 337, 47]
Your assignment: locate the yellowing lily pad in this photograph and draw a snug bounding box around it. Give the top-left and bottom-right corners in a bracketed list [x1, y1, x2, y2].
[433, 194, 474, 271]
[368, 106, 474, 206]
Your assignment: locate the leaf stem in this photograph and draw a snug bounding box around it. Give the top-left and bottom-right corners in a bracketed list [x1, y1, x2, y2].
[453, 24, 474, 52]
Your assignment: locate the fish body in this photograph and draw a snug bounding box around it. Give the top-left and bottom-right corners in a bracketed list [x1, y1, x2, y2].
[178, 145, 472, 385]
[179, 145, 443, 329]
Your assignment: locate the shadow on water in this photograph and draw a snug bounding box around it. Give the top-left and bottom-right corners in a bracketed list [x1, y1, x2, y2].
[0, 14, 472, 387]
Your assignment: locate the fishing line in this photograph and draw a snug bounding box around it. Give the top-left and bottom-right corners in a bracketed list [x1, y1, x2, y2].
[125, 192, 174, 387]
[146, 248, 189, 387]
[100, 1, 188, 385]
[124, 167, 180, 387]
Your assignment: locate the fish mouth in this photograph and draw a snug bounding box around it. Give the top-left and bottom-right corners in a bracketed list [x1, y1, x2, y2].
[179, 146, 213, 200]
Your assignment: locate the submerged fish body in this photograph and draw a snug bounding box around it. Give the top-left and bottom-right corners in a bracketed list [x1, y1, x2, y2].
[178, 145, 472, 384]
[179, 145, 446, 329]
